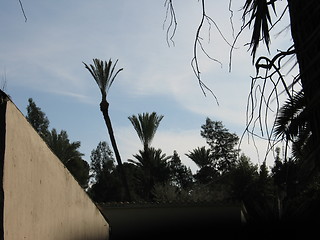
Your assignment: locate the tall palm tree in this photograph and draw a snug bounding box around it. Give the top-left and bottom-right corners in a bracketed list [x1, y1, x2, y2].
[128, 112, 164, 151]
[128, 112, 165, 200]
[83, 58, 131, 201]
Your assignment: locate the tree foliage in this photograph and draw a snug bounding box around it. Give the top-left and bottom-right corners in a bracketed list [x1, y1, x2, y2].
[88, 141, 122, 202]
[90, 141, 115, 183]
[168, 151, 193, 190]
[129, 147, 171, 200]
[128, 112, 164, 150]
[201, 118, 239, 173]
[83, 58, 123, 101]
[26, 98, 50, 139]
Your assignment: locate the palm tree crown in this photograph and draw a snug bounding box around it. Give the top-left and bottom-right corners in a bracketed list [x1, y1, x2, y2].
[128, 112, 164, 149]
[83, 58, 123, 101]
[274, 90, 312, 161]
[186, 146, 212, 169]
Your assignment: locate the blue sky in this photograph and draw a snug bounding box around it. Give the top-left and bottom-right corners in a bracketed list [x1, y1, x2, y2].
[1, 0, 294, 172]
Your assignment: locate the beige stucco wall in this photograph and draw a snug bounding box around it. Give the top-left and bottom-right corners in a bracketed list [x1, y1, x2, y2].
[3, 101, 109, 239]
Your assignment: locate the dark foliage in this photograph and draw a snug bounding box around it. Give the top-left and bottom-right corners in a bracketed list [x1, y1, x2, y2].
[26, 98, 50, 139]
[200, 118, 239, 173]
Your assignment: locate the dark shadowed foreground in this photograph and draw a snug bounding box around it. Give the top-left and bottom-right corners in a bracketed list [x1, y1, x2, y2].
[99, 202, 320, 240]
[99, 203, 240, 240]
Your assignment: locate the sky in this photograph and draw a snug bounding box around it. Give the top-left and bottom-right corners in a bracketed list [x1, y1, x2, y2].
[0, 0, 295, 173]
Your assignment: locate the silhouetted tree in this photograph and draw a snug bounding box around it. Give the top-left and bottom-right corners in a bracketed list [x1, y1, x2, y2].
[168, 151, 193, 190]
[128, 112, 168, 200]
[26, 98, 50, 139]
[89, 141, 115, 184]
[274, 90, 316, 186]
[88, 141, 123, 202]
[186, 146, 218, 184]
[83, 58, 131, 201]
[201, 118, 239, 173]
[228, 154, 258, 201]
[271, 148, 299, 199]
[274, 90, 311, 160]
[128, 112, 164, 151]
[129, 147, 171, 200]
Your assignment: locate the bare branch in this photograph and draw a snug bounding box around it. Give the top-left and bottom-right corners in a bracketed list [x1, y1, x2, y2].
[18, 0, 27, 22]
[240, 46, 298, 163]
[163, 0, 177, 47]
[228, 0, 235, 39]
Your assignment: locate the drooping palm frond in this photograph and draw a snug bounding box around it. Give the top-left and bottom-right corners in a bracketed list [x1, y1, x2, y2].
[274, 90, 308, 141]
[83, 58, 123, 100]
[242, 0, 277, 60]
[129, 147, 170, 169]
[129, 147, 171, 198]
[274, 90, 313, 162]
[128, 112, 164, 149]
[186, 146, 212, 169]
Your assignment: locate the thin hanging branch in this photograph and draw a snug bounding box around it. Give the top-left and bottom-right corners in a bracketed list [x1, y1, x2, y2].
[240, 46, 297, 162]
[191, 0, 226, 103]
[18, 0, 27, 22]
[163, 0, 177, 47]
[164, 0, 233, 102]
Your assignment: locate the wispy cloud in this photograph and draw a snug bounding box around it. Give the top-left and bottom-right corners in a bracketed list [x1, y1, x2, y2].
[1, 0, 293, 171]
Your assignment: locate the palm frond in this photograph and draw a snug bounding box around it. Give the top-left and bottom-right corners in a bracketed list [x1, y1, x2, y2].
[186, 146, 212, 168]
[243, 0, 277, 60]
[129, 147, 170, 170]
[83, 58, 123, 100]
[274, 90, 307, 141]
[128, 112, 164, 148]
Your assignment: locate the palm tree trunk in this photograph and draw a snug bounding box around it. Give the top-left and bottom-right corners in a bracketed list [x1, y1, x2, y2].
[100, 100, 131, 201]
[287, 0, 320, 170]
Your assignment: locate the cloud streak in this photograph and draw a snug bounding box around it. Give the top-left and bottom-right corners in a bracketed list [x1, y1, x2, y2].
[1, 0, 294, 171]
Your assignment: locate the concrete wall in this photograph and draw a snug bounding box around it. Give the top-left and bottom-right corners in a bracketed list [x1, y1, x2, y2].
[2, 100, 109, 239]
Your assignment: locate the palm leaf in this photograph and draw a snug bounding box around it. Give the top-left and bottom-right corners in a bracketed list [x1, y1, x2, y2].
[83, 58, 123, 100]
[186, 146, 212, 168]
[128, 112, 164, 148]
[243, 0, 276, 60]
[274, 90, 307, 141]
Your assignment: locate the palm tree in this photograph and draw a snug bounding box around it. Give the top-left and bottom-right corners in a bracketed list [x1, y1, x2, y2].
[129, 147, 171, 200]
[186, 146, 218, 184]
[128, 112, 165, 199]
[83, 58, 131, 201]
[128, 112, 164, 151]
